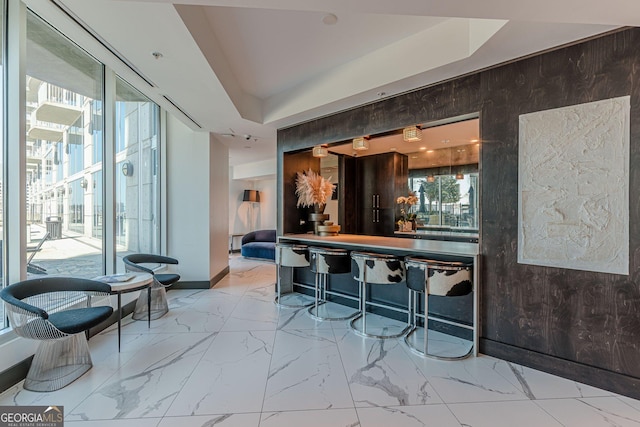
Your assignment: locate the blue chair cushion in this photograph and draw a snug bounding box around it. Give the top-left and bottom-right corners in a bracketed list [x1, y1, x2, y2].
[48, 306, 113, 335]
[241, 242, 276, 261]
[156, 273, 180, 286]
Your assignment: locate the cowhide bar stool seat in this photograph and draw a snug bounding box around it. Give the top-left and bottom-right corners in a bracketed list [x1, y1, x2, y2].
[404, 256, 474, 359]
[275, 242, 313, 308]
[307, 247, 359, 321]
[350, 251, 410, 339]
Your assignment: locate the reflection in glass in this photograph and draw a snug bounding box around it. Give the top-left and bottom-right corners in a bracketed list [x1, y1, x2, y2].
[115, 77, 160, 270]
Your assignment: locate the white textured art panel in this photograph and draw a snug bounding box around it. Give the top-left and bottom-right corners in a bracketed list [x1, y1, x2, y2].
[518, 96, 629, 275]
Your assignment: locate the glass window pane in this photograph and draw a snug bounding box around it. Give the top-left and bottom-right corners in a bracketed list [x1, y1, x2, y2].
[25, 11, 104, 279]
[115, 77, 160, 269]
[410, 173, 478, 231]
[0, 0, 5, 330]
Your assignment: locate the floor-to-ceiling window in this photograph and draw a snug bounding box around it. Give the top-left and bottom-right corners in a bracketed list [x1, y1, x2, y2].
[0, 6, 163, 333]
[0, 0, 5, 329]
[24, 11, 104, 278]
[115, 77, 160, 269]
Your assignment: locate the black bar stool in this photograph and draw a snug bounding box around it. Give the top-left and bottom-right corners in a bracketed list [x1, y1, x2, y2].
[404, 256, 474, 359]
[307, 247, 359, 321]
[275, 242, 313, 308]
[349, 251, 410, 339]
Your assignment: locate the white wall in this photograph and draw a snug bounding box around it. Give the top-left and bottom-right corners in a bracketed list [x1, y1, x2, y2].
[167, 115, 228, 282]
[255, 178, 276, 230]
[229, 158, 277, 236]
[229, 177, 276, 235]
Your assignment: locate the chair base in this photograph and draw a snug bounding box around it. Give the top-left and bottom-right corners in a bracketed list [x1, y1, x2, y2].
[308, 301, 359, 321]
[274, 292, 315, 308]
[404, 326, 473, 360]
[133, 285, 168, 321]
[25, 333, 92, 392]
[349, 314, 411, 339]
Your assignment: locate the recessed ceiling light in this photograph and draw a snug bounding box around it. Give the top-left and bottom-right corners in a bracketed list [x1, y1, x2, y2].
[322, 13, 338, 25]
[389, 147, 397, 151]
[419, 147, 427, 150]
[376, 91, 386, 97]
[470, 139, 479, 143]
[427, 150, 434, 153]
[411, 156, 418, 159]
[441, 139, 450, 144]
[151, 51, 163, 60]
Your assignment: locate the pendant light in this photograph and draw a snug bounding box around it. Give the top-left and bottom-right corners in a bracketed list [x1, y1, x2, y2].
[403, 125, 422, 142]
[312, 145, 328, 157]
[352, 137, 369, 151]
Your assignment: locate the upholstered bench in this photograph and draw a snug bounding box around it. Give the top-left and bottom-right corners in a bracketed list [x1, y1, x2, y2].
[241, 230, 276, 261]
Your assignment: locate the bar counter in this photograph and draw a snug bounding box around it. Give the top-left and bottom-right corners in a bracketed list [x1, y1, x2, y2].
[278, 233, 480, 356]
[279, 233, 479, 258]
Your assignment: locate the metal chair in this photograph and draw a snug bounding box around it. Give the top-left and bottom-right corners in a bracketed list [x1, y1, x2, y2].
[0, 277, 113, 391]
[404, 256, 474, 359]
[123, 254, 180, 320]
[307, 247, 359, 321]
[275, 242, 314, 308]
[349, 251, 410, 339]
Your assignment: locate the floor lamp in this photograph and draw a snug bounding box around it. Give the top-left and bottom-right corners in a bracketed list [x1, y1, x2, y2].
[243, 190, 260, 230]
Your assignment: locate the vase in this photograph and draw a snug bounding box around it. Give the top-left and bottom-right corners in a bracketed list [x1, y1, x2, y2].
[313, 203, 326, 214]
[402, 221, 413, 232]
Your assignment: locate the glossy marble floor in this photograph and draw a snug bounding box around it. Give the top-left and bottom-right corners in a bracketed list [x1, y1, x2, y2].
[1, 256, 639, 426]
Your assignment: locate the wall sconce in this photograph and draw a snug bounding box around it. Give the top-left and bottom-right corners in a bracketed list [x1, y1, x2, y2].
[352, 137, 369, 151]
[427, 175, 435, 183]
[122, 160, 134, 177]
[312, 145, 328, 157]
[242, 189, 260, 203]
[456, 172, 465, 180]
[80, 179, 88, 189]
[403, 125, 422, 142]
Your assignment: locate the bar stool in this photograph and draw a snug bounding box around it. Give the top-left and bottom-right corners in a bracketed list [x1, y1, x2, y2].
[307, 247, 359, 321]
[349, 251, 410, 339]
[275, 242, 313, 308]
[404, 256, 474, 359]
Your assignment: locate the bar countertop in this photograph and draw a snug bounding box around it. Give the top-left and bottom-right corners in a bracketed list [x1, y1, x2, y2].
[279, 233, 479, 257]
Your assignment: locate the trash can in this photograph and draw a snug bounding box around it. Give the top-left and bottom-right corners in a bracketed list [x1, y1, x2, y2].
[45, 216, 62, 240]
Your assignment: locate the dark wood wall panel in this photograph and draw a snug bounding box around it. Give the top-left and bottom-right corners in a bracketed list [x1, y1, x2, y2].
[480, 29, 640, 382]
[278, 74, 482, 149]
[277, 28, 640, 397]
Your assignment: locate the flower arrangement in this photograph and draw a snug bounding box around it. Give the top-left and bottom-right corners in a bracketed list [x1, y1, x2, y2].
[396, 192, 418, 221]
[295, 169, 336, 208]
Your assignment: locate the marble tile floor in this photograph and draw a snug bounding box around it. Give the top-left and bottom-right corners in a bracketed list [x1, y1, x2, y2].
[1, 255, 639, 426]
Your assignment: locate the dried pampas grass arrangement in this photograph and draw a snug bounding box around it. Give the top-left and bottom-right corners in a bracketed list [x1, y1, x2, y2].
[295, 169, 335, 208]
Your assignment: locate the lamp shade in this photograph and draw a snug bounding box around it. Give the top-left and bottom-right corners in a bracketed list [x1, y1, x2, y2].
[312, 145, 328, 157]
[352, 137, 369, 151]
[403, 126, 422, 142]
[243, 190, 260, 203]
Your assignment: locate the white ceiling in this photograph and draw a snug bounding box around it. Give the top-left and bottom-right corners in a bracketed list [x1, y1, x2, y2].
[39, 0, 640, 166]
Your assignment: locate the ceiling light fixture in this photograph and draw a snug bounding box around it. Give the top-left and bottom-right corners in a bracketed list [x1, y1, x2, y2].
[403, 126, 422, 142]
[322, 13, 338, 25]
[312, 145, 328, 157]
[151, 51, 163, 60]
[352, 137, 369, 151]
